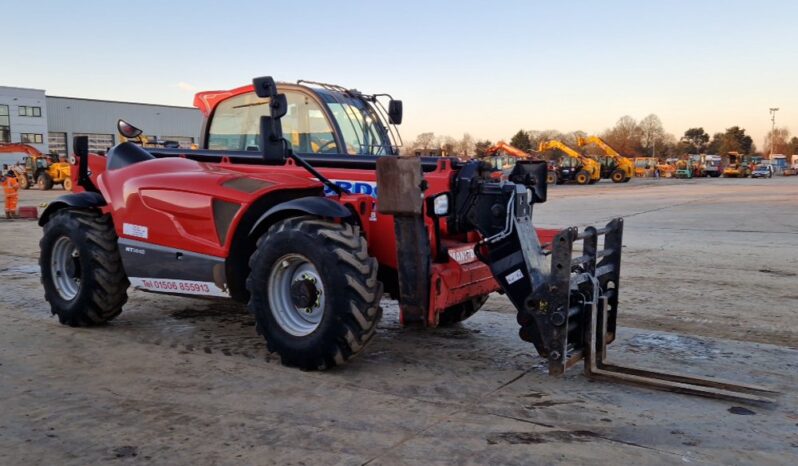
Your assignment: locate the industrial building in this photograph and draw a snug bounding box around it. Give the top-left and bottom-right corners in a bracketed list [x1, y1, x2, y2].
[0, 85, 201, 163]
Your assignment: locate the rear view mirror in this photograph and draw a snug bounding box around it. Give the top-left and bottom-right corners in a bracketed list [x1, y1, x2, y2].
[73, 135, 98, 192]
[388, 100, 403, 125]
[252, 76, 289, 163]
[73, 135, 89, 158]
[118, 119, 143, 139]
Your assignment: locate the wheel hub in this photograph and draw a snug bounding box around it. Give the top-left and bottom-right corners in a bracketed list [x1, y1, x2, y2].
[267, 254, 326, 336]
[290, 275, 320, 311]
[51, 236, 81, 301]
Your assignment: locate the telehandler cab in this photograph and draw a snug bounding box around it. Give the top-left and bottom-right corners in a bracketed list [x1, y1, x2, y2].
[37, 76, 775, 402]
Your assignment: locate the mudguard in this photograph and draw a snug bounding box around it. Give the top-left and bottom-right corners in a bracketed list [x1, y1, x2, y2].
[249, 196, 352, 236]
[38, 192, 107, 226]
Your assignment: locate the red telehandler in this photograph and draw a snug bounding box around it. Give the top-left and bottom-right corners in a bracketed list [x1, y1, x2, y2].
[37, 76, 774, 402]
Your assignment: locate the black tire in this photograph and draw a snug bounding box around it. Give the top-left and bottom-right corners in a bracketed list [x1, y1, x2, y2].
[38, 173, 54, 190]
[437, 295, 489, 326]
[18, 175, 30, 189]
[247, 216, 383, 370]
[610, 169, 625, 183]
[575, 170, 590, 185]
[546, 171, 558, 185]
[40, 209, 129, 326]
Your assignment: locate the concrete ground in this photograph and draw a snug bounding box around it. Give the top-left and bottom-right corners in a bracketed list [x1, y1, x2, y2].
[1, 177, 797, 465]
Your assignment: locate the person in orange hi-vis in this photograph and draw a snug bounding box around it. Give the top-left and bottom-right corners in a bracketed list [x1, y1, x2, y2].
[1, 174, 20, 219]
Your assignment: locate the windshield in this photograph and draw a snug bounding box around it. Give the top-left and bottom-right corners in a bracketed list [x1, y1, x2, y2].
[207, 91, 338, 154]
[317, 91, 392, 156]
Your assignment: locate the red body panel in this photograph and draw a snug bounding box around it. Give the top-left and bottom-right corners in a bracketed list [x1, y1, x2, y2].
[96, 157, 323, 257]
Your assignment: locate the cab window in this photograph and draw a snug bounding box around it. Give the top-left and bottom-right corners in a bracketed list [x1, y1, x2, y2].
[208, 91, 338, 154]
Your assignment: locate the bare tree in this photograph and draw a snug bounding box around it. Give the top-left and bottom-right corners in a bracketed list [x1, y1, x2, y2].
[436, 135, 457, 155]
[764, 127, 790, 155]
[601, 116, 643, 157]
[456, 133, 475, 158]
[639, 114, 665, 157]
[528, 129, 566, 151]
[415, 132, 436, 150]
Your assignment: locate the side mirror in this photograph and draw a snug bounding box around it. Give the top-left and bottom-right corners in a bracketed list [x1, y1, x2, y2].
[74, 135, 89, 158]
[74, 135, 98, 192]
[388, 100, 403, 125]
[252, 76, 290, 163]
[117, 119, 143, 139]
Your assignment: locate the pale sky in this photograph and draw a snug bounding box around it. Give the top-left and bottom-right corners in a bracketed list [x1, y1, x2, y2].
[3, 0, 796, 148]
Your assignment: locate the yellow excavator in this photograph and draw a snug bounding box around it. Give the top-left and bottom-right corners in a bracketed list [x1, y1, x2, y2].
[576, 135, 634, 183]
[538, 140, 601, 185]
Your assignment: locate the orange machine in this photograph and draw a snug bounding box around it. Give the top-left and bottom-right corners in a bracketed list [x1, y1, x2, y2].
[482, 141, 535, 169]
[0, 143, 72, 190]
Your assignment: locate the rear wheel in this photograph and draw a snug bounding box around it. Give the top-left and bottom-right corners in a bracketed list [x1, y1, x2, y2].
[575, 170, 590, 185]
[610, 169, 625, 183]
[247, 217, 383, 370]
[546, 171, 558, 185]
[40, 209, 129, 326]
[37, 173, 53, 190]
[437, 295, 489, 326]
[62, 177, 73, 191]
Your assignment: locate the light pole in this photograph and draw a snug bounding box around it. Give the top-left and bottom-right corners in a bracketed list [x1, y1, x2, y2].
[769, 107, 779, 160]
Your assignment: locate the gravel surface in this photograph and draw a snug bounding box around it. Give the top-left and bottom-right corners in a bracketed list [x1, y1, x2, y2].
[1, 177, 796, 465]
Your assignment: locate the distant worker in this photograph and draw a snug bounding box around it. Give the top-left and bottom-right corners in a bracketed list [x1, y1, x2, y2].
[1, 174, 20, 219]
[654, 167, 660, 179]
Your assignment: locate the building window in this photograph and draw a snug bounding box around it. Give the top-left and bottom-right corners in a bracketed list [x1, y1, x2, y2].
[18, 106, 42, 117]
[74, 133, 115, 154]
[20, 133, 44, 144]
[0, 105, 9, 143]
[48, 132, 68, 157]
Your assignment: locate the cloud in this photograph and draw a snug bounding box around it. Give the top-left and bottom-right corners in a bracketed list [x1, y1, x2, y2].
[176, 82, 197, 92]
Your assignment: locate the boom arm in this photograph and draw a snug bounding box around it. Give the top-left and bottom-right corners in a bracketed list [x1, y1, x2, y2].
[577, 136, 622, 159]
[484, 141, 539, 160]
[0, 143, 44, 159]
[537, 140, 583, 160]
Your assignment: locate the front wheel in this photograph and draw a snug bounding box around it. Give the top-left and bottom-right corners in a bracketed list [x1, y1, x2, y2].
[40, 209, 129, 326]
[575, 170, 590, 185]
[18, 175, 30, 189]
[62, 177, 73, 191]
[546, 171, 558, 185]
[610, 169, 625, 183]
[247, 217, 383, 370]
[37, 173, 53, 190]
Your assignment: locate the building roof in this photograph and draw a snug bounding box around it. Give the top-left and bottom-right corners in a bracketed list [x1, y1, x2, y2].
[0, 85, 46, 93]
[46, 95, 196, 110]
